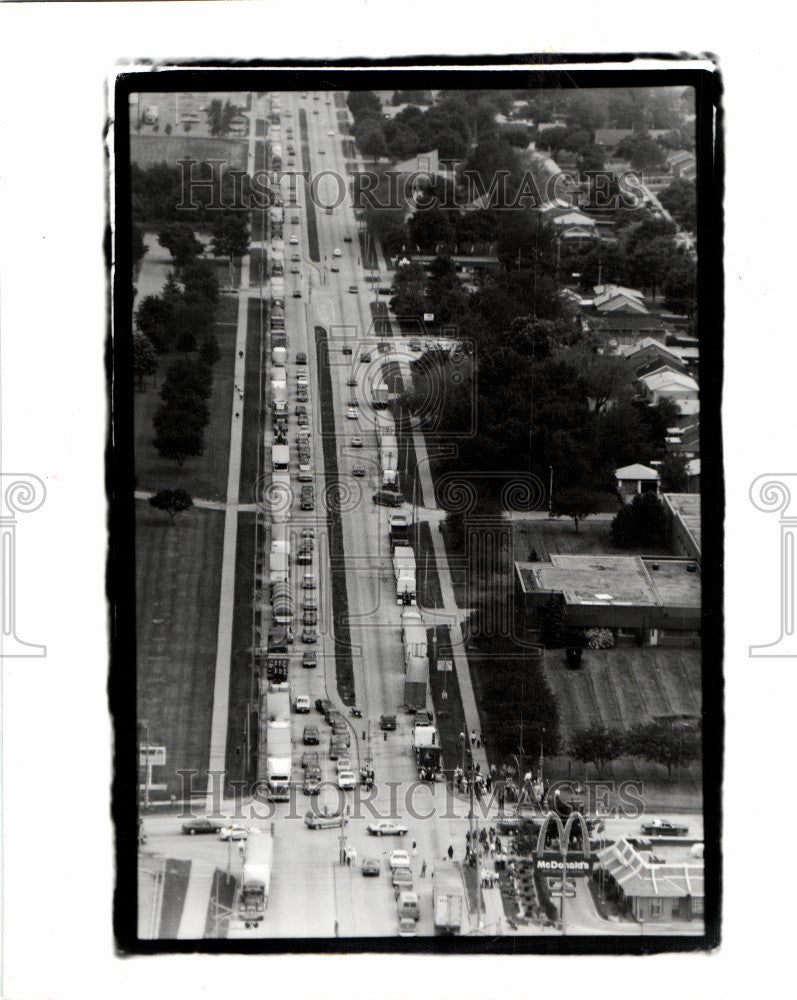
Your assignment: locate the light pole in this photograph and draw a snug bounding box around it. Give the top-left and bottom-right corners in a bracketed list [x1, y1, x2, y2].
[548, 466, 554, 516]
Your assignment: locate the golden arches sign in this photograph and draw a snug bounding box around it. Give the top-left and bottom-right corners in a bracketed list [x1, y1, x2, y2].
[534, 811, 595, 877]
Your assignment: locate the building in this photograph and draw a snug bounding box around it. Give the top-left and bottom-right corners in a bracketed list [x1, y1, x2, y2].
[618, 337, 689, 377]
[639, 367, 700, 416]
[615, 463, 660, 500]
[515, 553, 701, 647]
[597, 838, 704, 923]
[663, 493, 701, 562]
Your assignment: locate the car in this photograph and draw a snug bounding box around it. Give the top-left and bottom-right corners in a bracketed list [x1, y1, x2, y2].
[303, 597, 318, 612]
[303, 611, 318, 627]
[330, 264, 340, 273]
[326, 709, 344, 725]
[313, 109, 319, 115]
[302, 627, 317, 643]
[296, 352, 307, 364]
[347, 398, 358, 409]
[302, 576, 316, 590]
[296, 371, 309, 382]
[300, 498, 314, 511]
[302, 527, 315, 539]
[293, 289, 302, 298]
[351, 436, 363, 448]
[291, 215, 300, 224]
[360, 353, 371, 363]
[303, 725, 320, 745]
[314, 695, 331, 713]
[342, 345, 352, 355]
[291, 253, 300, 262]
[640, 819, 690, 836]
[318, 148, 325, 155]
[295, 404, 308, 417]
[289, 236, 299, 245]
[346, 407, 358, 420]
[352, 465, 366, 477]
[295, 695, 311, 713]
[287, 159, 295, 167]
[398, 917, 417, 936]
[338, 771, 356, 790]
[332, 248, 342, 258]
[303, 808, 345, 829]
[305, 763, 322, 781]
[414, 711, 433, 727]
[296, 549, 312, 565]
[389, 849, 410, 869]
[298, 470, 313, 483]
[303, 776, 321, 796]
[327, 129, 335, 137]
[297, 413, 309, 427]
[181, 819, 219, 836]
[409, 339, 422, 352]
[328, 741, 347, 760]
[367, 821, 408, 837]
[331, 728, 350, 747]
[335, 754, 352, 771]
[301, 750, 320, 769]
[343, 236, 353, 243]
[299, 537, 314, 551]
[347, 377, 357, 387]
[302, 650, 317, 668]
[362, 858, 381, 877]
[392, 868, 413, 892]
[296, 391, 309, 403]
[380, 714, 397, 731]
[218, 824, 249, 841]
[289, 266, 300, 276]
[348, 285, 358, 294]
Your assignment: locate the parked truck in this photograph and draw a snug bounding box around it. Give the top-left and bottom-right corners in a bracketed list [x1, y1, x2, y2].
[266, 685, 292, 801]
[272, 379, 288, 421]
[272, 443, 289, 471]
[237, 829, 274, 928]
[266, 629, 290, 682]
[433, 863, 464, 934]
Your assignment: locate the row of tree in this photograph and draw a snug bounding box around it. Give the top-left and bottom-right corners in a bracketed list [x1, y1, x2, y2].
[570, 721, 701, 778]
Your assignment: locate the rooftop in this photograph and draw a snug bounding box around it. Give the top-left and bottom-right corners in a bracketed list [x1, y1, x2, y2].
[598, 838, 704, 898]
[663, 493, 702, 556]
[615, 463, 660, 481]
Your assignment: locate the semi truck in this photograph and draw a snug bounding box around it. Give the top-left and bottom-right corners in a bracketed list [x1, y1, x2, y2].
[378, 433, 399, 491]
[393, 546, 416, 605]
[272, 380, 288, 421]
[401, 608, 428, 660]
[389, 514, 410, 550]
[404, 654, 428, 712]
[372, 381, 389, 409]
[433, 863, 464, 934]
[266, 629, 290, 682]
[271, 581, 294, 628]
[272, 443, 289, 470]
[237, 829, 274, 928]
[266, 685, 292, 801]
[272, 346, 287, 368]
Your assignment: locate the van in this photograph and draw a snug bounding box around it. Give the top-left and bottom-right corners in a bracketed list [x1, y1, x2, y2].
[396, 891, 420, 921]
[373, 490, 403, 508]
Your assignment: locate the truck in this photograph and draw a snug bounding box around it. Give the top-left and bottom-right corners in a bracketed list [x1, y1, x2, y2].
[266, 686, 292, 800]
[237, 829, 274, 928]
[372, 380, 389, 409]
[404, 654, 428, 712]
[379, 433, 399, 491]
[271, 581, 294, 628]
[433, 863, 464, 934]
[272, 345, 287, 368]
[272, 380, 288, 421]
[393, 546, 416, 605]
[266, 629, 290, 682]
[401, 609, 427, 660]
[269, 534, 290, 585]
[272, 443, 289, 470]
[389, 514, 410, 550]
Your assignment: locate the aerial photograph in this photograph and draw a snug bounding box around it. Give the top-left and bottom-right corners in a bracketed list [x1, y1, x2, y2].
[121, 73, 716, 946]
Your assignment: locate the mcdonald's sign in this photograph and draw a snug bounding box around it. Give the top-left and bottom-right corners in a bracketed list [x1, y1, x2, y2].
[533, 811, 596, 878]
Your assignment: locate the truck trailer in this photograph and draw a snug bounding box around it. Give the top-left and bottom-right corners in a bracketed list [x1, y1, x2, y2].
[433, 863, 464, 934]
[237, 829, 274, 928]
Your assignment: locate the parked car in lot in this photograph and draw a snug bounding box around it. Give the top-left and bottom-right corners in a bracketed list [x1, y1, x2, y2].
[414, 711, 433, 727]
[302, 575, 316, 590]
[352, 465, 366, 477]
[367, 820, 408, 837]
[300, 498, 314, 511]
[295, 695, 311, 713]
[296, 389, 309, 403]
[328, 740, 348, 760]
[298, 469, 313, 483]
[347, 397, 359, 407]
[362, 858, 381, 877]
[291, 266, 300, 274]
[380, 714, 397, 731]
[291, 253, 300, 262]
[640, 819, 690, 836]
[331, 264, 340, 273]
[338, 771, 356, 790]
[360, 353, 371, 363]
[296, 549, 312, 565]
[390, 849, 410, 869]
[304, 808, 345, 830]
[295, 404, 308, 417]
[302, 650, 317, 668]
[347, 377, 357, 387]
[293, 289, 302, 298]
[301, 627, 318, 643]
[303, 725, 320, 745]
[303, 597, 318, 612]
[333, 248, 342, 258]
[335, 757, 352, 772]
[303, 610, 318, 627]
[316, 697, 333, 715]
[297, 413, 309, 426]
[218, 824, 249, 841]
[342, 345, 352, 355]
[302, 527, 315, 539]
[181, 819, 219, 835]
[290, 236, 299, 245]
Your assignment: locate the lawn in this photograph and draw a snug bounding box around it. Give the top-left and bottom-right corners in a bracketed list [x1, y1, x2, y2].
[134, 293, 238, 503]
[224, 513, 257, 792]
[136, 501, 225, 798]
[509, 512, 670, 564]
[130, 135, 248, 171]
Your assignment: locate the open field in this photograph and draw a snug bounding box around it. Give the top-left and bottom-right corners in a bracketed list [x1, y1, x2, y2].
[136, 501, 225, 797]
[130, 135, 249, 170]
[134, 293, 238, 502]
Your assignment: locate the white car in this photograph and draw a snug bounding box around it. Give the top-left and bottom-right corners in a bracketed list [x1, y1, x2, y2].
[367, 820, 408, 837]
[335, 757, 352, 772]
[218, 824, 249, 841]
[338, 771, 356, 790]
[295, 695, 311, 713]
[332, 248, 342, 258]
[290, 236, 299, 245]
[390, 849, 410, 869]
[346, 407, 358, 420]
[327, 130, 335, 137]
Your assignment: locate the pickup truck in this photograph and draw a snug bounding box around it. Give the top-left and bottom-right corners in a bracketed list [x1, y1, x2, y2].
[640, 819, 690, 836]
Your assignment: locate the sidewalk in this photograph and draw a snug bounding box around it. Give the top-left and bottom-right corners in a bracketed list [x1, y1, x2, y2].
[176, 860, 216, 939]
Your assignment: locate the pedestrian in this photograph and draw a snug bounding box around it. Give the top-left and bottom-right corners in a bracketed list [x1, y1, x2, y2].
[476, 734, 481, 749]
[349, 846, 357, 866]
[239, 350, 243, 358]
[471, 729, 476, 747]
[475, 762, 481, 774]
[465, 830, 471, 845]
[334, 920, 339, 937]
[362, 730, 366, 741]
[420, 860, 427, 878]
[412, 841, 418, 858]
[235, 412, 240, 419]
[383, 730, 387, 741]
[486, 775, 492, 793]
[447, 844, 454, 860]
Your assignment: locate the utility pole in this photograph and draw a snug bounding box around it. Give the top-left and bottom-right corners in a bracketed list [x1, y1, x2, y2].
[548, 466, 554, 516]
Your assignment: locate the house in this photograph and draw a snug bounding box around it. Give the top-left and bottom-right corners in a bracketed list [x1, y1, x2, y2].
[591, 284, 648, 314]
[514, 554, 701, 647]
[619, 337, 689, 377]
[615, 463, 660, 500]
[597, 839, 704, 923]
[639, 367, 699, 416]
[666, 150, 696, 181]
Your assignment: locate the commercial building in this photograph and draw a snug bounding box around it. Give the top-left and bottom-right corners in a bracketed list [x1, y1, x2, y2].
[596, 838, 704, 923]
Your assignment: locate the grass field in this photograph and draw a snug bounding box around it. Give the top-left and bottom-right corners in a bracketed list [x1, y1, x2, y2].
[224, 513, 257, 790]
[134, 294, 238, 502]
[509, 513, 667, 564]
[130, 135, 248, 171]
[136, 501, 225, 797]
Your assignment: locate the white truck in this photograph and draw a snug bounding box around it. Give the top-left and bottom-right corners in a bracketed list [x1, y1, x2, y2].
[393, 545, 416, 605]
[272, 379, 288, 421]
[402, 608, 427, 660]
[379, 433, 399, 491]
[237, 829, 274, 928]
[272, 443, 289, 470]
[433, 863, 464, 934]
[266, 686, 292, 801]
[269, 536, 290, 585]
[272, 345, 287, 368]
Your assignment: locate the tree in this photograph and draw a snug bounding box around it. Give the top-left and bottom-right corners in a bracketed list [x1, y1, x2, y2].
[610, 491, 669, 548]
[408, 207, 455, 253]
[135, 295, 174, 353]
[132, 224, 148, 276]
[568, 349, 633, 414]
[658, 451, 690, 492]
[199, 332, 221, 366]
[206, 98, 243, 137]
[550, 488, 601, 533]
[570, 725, 626, 774]
[152, 409, 205, 466]
[164, 356, 214, 400]
[176, 330, 197, 354]
[149, 488, 194, 524]
[346, 90, 382, 121]
[354, 119, 387, 162]
[625, 722, 701, 777]
[540, 593, 565, 648]
[658, 178, 696, 232]
[133, 332, 157, 390]
[209, 214, 249, 288]
[181, 260, 219, 304]
[662, 253, 697, 315]
[616, 133, 668, 172]
[157, 223, 204, 271]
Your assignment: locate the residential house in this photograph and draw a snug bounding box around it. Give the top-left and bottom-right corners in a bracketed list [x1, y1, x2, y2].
[639, 367, 699, 417]
[615, 463, 660, 500]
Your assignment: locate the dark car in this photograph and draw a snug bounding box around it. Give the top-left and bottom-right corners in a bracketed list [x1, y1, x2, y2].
[380, 714, 397, 731]
[343, 235, 353, 242]
[296, 352, 307, 364]
[414, 711, 433, 727]
[303, 725, 320, 745]
[373, 490, 403, 508]
[362, 858, 381, 877]
[303, 651, 317, 669]
[342, 346, 352, 355]
[316, 697, 333, 715]
[303, 776, 321, 796]
[303, 610, 318, 627]
[181, 819, 219, 836]
[360, 353, 371, 363]
[301, 750, 320, 769]
[304, 808, 345, 829]
[640, 819, 690, 837]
